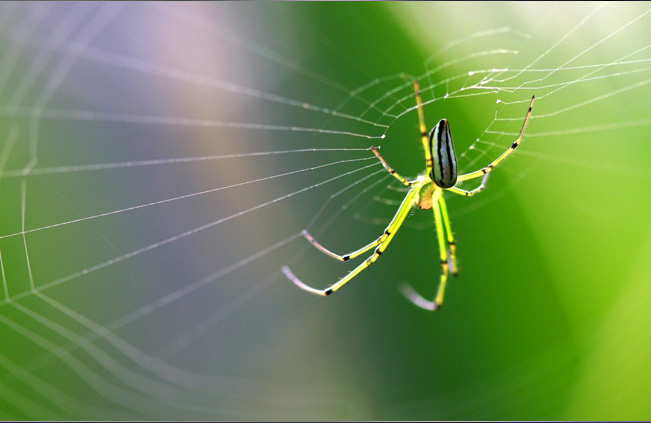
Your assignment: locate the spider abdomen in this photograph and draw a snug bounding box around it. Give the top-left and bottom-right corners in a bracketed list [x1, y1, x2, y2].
[429, 119, 458, 188]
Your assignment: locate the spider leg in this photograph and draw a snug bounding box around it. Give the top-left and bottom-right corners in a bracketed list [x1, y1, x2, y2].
[446, 172, 490, 197]
[283, 188, 417, 296]
[371, 147, 411, 186]
[414, 79, 434, 176]
[301, 229, 385, 262]
[457, 95, 535, 183]
[302, 147, 411, 261]
[438, 194, 458, 276]
[400, 190, 449, 311]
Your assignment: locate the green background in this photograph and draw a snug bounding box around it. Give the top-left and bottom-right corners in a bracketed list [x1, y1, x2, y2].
[0, 2, 649, 420]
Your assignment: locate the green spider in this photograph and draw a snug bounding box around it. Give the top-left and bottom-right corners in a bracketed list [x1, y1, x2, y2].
[283, 80, 535, 310]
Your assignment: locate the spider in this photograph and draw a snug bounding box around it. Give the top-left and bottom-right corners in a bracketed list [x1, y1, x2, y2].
[282, 80, 534, 310]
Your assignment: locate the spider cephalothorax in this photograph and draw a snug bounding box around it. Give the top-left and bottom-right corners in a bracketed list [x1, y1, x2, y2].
[283, 80, 534, 311]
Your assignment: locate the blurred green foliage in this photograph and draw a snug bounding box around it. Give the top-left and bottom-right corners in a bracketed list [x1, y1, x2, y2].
[0, 2, 649, 420]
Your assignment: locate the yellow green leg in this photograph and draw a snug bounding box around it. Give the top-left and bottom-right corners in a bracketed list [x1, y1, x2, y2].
[302, 229, 384, 262]
[438, 194, 458, 276]
[302, 146, 413, 262]
[433, 196, 449, 306]
[371, 147, 411, 187]
[283, 189, 417, 296]
[414, 79, 433, 175]
[399, 190, 449, 311]
[457, 95, 534, 183]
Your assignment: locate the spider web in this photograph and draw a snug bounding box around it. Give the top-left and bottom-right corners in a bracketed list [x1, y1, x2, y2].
[0, 2, 649, 420]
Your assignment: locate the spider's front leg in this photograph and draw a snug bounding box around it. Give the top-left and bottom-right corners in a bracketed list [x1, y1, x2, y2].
[300, 146, 412, 262]
[283, 189, 417, 296]
[438, 194, 458, 276]
[301, 229, 386, 262]
[400, 190, 451, 311]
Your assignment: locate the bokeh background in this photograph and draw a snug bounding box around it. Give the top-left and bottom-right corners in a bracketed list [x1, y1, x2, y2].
[0, 1, 649, 420]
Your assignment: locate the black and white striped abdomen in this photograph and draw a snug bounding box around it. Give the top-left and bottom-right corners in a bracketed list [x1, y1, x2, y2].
[429, 119, 458, 188]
